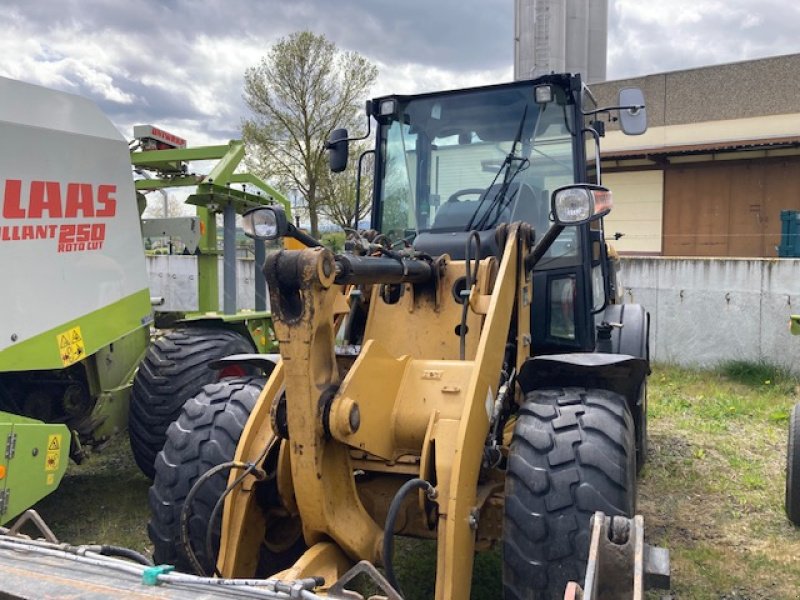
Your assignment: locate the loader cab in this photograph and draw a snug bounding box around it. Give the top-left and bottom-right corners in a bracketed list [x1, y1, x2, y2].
[364, 74, 611, 353]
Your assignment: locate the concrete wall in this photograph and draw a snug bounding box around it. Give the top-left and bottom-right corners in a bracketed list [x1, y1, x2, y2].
[146, 255, 268, 312]
[146, 255, 800, 372]
[619, 257, 800, 372]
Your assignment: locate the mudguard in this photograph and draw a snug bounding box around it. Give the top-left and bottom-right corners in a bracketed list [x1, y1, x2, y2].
[517, 352, 648, 407]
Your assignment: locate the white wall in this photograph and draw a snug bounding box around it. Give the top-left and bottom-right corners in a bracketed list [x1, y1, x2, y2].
[146, 255, 267, 312]
[619, 257, 800, 372]
[146, 255, 800, 372]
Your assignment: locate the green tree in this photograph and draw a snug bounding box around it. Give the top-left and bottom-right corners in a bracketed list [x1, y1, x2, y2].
[242, 31, 377, 238]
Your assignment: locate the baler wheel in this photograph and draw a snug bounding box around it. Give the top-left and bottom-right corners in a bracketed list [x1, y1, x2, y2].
[129, 326, 255, 479]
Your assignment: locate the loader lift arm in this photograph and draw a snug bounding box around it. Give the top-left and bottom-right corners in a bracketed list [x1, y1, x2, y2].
[217, 219, 536, 598]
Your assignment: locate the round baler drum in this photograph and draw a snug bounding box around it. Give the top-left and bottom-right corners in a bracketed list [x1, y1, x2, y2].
[786, 403, 800, 525]
[502, 387, 636, 600]
[129, 326, 255, 479]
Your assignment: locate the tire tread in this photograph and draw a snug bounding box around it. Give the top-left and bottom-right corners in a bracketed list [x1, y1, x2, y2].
[502, 387, 636, 599]
[147, 376, 263, 572]
[129, 327, 254, 478]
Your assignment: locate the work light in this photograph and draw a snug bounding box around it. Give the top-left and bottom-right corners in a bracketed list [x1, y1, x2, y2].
[552, 185, 612, 225]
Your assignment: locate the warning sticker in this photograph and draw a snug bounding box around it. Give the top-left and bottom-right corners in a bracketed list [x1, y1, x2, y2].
[45, 434, 62, 472]
[46, 473, 55, 485]
[57, 326, 85, 367]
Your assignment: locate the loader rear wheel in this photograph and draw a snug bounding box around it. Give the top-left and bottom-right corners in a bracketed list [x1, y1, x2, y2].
[502, 387, 636, 600]
[785, 403, 800, 525]
[148, 376, 304, 575]
[129, 326, 255, 479]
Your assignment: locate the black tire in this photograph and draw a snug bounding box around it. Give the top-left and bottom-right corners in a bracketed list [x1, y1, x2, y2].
[129, 326, 255, 479]
[147, 377, 258, 573]
[635, 382, 648, 474]
[786, 403, 800, 525]
[503, 387, 636, 600]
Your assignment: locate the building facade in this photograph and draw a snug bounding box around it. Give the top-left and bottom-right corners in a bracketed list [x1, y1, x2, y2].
[591, 53, 800, 257]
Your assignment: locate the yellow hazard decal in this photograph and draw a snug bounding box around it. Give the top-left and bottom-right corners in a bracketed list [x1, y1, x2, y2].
[46, 473, 55, 485]
[57, 326, 86, 367]
[45, 434, 62, 472]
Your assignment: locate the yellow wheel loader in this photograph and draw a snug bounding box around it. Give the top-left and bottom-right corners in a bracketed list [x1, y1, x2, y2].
[148, 75, 669, 599]
[0, 74, 668, 599]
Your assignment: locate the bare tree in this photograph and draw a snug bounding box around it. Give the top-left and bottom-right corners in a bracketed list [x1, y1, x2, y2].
[242, 31, 377, 238]
[141, 191, 192, 218]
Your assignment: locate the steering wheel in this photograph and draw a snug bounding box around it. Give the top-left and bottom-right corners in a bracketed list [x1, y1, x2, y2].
[447, 188, 485, 203]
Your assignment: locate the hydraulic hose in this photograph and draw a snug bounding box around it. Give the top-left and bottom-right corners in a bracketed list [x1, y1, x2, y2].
[0, 536, 325, 599]
[98, 544, 153, 566]
[460, 232, 482, 360]
[180, 460, 254, 576]
[382, 478, 436, 596]
[205, 437, 277, 577]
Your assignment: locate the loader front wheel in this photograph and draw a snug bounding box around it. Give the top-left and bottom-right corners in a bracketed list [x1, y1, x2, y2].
[148, 376, 305, 575]
[129, 326, 255, 479]
[502, 387, 636, 600]
[785, 403, 800, 525]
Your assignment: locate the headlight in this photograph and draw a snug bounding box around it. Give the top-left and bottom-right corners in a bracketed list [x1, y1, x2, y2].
[552, 185, 613, 225]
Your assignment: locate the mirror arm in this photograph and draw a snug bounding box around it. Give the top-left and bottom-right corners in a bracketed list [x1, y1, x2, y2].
[325, 104, 373, 149]
[287, 224, 322, 248]
[582, 104, 645, 117]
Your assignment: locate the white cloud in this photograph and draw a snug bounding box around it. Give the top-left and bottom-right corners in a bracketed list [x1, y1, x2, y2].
[2, 0, 800, 145]
[372, 62, 513, 98]
[608, 0, 800, 79]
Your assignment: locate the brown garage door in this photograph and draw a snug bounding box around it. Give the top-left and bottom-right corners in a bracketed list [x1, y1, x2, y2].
[663, 157, 800, 257]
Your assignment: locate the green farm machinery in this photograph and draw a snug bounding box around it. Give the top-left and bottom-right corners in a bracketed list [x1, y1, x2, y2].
[0, 75, 287, 522]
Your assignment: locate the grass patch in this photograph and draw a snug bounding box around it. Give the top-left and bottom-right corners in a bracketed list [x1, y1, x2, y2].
[32, 435, 152, 554]
[718, 359, 794, 390]
[640, 363, 800, 599]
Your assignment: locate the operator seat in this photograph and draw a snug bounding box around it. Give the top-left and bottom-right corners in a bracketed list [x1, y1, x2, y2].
[414, 181, 543, 259]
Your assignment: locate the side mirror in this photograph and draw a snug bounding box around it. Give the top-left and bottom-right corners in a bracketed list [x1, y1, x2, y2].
[618, 88, 647, 136]
[242, 206, 289, 240]
[551, 184, 612, 226]
[328, 128, 349, 173]
[242, 205, 322, 248]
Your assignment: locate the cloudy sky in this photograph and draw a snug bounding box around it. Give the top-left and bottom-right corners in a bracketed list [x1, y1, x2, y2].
[2, 0, 800, 146]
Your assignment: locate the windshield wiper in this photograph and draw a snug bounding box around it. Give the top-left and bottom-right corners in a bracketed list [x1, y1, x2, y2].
[465, 106, 529, 232]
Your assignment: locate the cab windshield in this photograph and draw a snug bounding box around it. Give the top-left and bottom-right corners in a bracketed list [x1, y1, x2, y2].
[376, 81, 579, 244]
